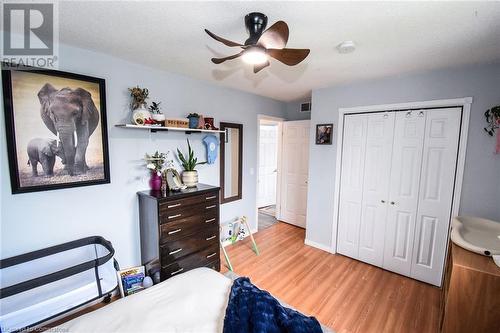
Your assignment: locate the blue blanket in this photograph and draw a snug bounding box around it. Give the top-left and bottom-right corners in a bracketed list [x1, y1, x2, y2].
[223, 277, 322, 333]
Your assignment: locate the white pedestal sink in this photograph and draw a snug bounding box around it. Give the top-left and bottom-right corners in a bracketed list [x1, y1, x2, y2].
[451, 216, 500, 267]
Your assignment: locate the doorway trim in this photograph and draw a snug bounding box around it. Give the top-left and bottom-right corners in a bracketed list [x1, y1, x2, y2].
[255, 114, 284, 232]
[330, 97, 472, 253]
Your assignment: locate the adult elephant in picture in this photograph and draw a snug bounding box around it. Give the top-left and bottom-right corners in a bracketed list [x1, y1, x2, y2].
[38, 83, 100, 175]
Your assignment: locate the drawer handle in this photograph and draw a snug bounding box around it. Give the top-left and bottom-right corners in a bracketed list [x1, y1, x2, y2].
[168, 228, 182, 235]
[168, 214, 182, 219]
[167, 203, 181, 208]
[206, 252, 217, 259]
[206, 205, 216, 209]
[170, 268, 184, 276]
[205, 218, 216, 223]
[206, 196, 217, 200]
[169, 248, 183, 255]
[206, 235, 216, 241]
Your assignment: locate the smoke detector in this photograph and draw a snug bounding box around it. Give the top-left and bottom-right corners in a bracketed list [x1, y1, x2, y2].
[336, 41, 356, 54]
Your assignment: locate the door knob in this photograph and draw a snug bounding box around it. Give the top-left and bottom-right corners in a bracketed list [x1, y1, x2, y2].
[390, 201, 395, 205]
[381, 200, 386, 203]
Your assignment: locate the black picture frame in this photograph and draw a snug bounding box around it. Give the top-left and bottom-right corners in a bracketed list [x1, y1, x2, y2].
[2, 66, 110, 194]
[315, 123, 333, 145]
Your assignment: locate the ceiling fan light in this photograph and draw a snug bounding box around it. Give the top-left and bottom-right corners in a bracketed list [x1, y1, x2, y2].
[242, 48, 268, 65]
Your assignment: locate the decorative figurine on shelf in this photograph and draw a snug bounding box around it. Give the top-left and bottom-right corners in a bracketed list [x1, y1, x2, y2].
[149, 101, 165, 126]
[144, 150, 172, 191]
[197, 115, 206, 129]
[177, 139, 206, 187]
[204, 117, 219, 130]
[187, 113, 200, 129]
[203, 135, 219, 164]
[129, 86, 152, 125]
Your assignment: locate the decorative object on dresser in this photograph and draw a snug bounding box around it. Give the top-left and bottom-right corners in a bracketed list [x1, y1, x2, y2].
[138, 184, 221, 281]
[144, 151, 172, 191]
[162, 168, 186, 192]
[315, 123, 333, 145]
[219, 122, 243, 203]
[177, 139, 207, 187]
[2, 66, 110, 194]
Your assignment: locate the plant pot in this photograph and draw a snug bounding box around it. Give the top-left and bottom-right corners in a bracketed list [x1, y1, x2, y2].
[188, 116, 199, 129]
[132, 107, 151, 125]
[182, 170, 198, 187]
[152, 113, 166, 126]
[149, 172, 162, 191]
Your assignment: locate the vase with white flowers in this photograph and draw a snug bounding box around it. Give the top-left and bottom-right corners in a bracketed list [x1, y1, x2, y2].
[144, 151, 171, 190]
[177, 139, 206, 187]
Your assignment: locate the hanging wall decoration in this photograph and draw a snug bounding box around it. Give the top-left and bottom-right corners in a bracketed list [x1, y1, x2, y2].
[484, 105, 500, 154]
[315, 123, 333, 145]
[2, 67, 110, 194]
[203, 134, 219, 164]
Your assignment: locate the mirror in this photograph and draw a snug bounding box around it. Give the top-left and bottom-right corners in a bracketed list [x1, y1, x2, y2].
[220, 122, 243, 204]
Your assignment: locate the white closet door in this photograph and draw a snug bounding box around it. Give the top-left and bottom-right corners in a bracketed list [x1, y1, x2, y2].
[411, 108, 461, 286]
[383, 111, 426, 276]
[358, 112, 395, 266]
[337, 115, 368, 258]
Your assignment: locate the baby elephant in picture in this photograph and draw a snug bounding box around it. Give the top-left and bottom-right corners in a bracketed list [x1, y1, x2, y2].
[27, 138, 66, 176]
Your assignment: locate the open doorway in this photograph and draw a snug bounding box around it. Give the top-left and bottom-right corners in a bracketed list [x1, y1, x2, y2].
[256, 116, 282, 231]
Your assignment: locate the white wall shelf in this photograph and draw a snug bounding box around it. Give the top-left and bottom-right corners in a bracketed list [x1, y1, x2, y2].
[115, 124, 224, 134]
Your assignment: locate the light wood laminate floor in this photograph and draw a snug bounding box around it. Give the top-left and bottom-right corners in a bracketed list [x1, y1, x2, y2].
[221, 222, 441, 333]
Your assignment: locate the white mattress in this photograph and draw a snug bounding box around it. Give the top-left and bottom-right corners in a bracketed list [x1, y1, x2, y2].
[56, 267, 232, 333]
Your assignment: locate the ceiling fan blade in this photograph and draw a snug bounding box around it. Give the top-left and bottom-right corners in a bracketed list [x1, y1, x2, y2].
[211, 51, 244, 64]
[254, 60, 270, 73]
[257, 21, 289, 49]
[267, 48, 310, 66]
[205, 29, 243, 47]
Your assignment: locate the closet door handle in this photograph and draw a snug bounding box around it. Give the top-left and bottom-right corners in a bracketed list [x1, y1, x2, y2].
[390, 201, 396, 205]
[169, 248, 183, 255]
[381, 200, 386, 203]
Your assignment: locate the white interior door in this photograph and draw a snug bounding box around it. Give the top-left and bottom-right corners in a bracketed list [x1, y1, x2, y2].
[257, 124, 278, 208]
[337, 115, 368, 258]
[383, 111, 426, 277]
[279, 120, 310, 228]
[411, 108, 461, 285]
[358, 112, 395, 267]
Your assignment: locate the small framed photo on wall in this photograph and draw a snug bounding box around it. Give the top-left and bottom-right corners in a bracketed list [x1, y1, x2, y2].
[315, 123, 333, 145]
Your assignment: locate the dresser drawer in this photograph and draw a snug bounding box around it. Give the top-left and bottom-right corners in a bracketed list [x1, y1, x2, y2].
[159, 201, 219, 223]
[161, 245, 220, 279]
[159, 211, 218, 243]
[160, 227, 219, 265]
[159, 192, 219, 216]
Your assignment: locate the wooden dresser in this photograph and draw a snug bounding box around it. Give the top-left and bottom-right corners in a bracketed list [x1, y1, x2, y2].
[137, 184, 220, 281]
[440, 243, 500, 333]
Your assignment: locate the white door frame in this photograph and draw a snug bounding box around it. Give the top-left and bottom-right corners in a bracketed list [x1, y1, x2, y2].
[255, 114, 284, 231]
[331, 97, 472, 253]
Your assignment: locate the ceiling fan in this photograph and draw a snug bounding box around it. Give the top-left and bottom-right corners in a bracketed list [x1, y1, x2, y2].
[205, 12, 310, 73]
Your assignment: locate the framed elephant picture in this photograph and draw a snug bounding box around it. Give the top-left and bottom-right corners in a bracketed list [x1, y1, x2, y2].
[2, 67, 110, 194]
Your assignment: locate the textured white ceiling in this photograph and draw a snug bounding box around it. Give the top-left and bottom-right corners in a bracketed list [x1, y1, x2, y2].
[59, 1, 500, 102]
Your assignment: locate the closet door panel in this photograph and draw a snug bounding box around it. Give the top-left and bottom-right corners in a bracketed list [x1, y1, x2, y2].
[337, 115, 368, 259]
[383, 111, 426, 276]
[358, 113, 395, 266]
[411, 108, 461, 286]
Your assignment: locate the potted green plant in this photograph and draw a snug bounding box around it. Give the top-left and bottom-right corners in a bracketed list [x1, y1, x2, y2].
[177, 139, 206, 187]
[187, 113, 200, 129]
[149, 101, 165, 125]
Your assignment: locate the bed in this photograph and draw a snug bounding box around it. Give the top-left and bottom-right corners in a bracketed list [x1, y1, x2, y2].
[56, 268, 334, 333]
